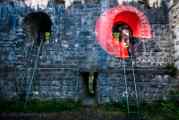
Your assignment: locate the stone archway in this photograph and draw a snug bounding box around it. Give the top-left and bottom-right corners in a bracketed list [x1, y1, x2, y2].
[23, 12, 52, 46]
[96, 5, 152, 59]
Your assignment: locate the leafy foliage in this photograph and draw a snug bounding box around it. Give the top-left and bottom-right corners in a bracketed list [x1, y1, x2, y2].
[164, 63, 178, 77]
[143, 101, 179, 120]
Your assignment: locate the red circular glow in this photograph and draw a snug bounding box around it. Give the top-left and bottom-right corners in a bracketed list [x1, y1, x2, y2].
[95, 5, 152, 59]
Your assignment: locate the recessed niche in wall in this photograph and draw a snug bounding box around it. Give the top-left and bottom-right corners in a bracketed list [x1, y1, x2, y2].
[80, 72, 98, 97]
[23, 12, 52, 46]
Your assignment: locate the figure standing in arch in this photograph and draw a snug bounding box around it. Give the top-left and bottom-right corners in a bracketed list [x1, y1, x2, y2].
[113, 23, 141, 59]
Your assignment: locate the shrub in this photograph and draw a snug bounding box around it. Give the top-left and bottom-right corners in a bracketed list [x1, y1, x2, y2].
[164, 63, 178, 77]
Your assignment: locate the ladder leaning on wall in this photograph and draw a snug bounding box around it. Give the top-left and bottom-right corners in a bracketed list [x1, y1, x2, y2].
[22, 37, 43, 105]
[122, 52, 141, 119]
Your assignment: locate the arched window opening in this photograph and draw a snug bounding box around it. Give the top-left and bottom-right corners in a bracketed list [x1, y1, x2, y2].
[95, 5, 152, 59]
[112, 23, 141, 57]
[23, 12, 52, 46]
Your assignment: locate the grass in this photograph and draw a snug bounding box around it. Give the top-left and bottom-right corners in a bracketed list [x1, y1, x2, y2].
[98, 102, 127, 112]
[0, 99, 178, 120]
[0, 99, 82, 112]
[0, 99, 127, 113]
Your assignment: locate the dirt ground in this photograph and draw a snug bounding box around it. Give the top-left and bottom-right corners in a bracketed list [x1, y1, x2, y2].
[0, 108, 135, 120]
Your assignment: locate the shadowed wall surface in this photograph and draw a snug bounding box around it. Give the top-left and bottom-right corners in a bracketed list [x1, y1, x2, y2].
[0, 0, 178, 104]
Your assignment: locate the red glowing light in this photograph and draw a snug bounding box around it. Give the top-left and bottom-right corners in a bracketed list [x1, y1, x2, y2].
[95, 5, 152, 59]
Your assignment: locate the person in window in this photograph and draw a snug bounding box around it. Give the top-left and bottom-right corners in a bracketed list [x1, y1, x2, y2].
[120, 26, 141, 58]
[112, 24, 130, 59]
[120, 28, 131, 58]
[112, 24, 141, 59]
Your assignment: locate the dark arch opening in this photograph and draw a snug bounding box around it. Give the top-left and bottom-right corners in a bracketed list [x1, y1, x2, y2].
[23, 12, 52, 46]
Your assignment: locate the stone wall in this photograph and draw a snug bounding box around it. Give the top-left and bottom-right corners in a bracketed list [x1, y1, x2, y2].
[0, 1, 178, 103]
[97, 68, 178, 103]
[169, 1, 179, 69]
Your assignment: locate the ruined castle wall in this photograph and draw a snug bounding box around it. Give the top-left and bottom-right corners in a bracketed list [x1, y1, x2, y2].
[0, 1, 177, 103]
[169, 2, 179, 69]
